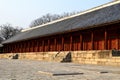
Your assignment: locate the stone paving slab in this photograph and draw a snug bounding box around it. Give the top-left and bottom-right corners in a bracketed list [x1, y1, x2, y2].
[38, 71, 84, 76]
[0, 59, 120, 80]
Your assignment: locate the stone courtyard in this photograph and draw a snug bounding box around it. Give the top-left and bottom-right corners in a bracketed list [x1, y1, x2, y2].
[0, 59, 120, 80]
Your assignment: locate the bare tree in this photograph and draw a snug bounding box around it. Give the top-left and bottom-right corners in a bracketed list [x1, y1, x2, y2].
[29, 12, 79, 27]
[0, 24, 22, 40]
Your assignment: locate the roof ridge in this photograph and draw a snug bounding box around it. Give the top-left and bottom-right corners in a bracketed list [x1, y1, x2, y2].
[22, 0, 120, 32]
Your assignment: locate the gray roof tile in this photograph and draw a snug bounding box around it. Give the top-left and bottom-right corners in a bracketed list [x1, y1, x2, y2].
[2, 2, 120, 44]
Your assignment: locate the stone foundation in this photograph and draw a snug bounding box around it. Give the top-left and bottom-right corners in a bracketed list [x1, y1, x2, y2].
[0, 50, 120, 66]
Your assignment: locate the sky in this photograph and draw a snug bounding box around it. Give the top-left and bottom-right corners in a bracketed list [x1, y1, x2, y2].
[0, 0, 112, 29]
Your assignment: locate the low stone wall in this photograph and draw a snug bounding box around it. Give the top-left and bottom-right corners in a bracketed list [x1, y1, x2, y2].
[72, 50, 120, 66]
[0, 50, 120, 66]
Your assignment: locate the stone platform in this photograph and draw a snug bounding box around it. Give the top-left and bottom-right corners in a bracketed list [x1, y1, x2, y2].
[0, 50, 120, 66]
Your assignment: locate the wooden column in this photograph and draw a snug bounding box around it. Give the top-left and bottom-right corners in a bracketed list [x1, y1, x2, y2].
[21, 42, 23, 53]
[91, 31, 94, 50]
[80, 34, 83, 50]
[55, 38, 57, 51]
[23, 42, 25, 52]
[62, 36, 64, 51]
[37, 39, 40, 52]
[42, 40, 44, 52]
[18, 43, 20, 53]
[27, 42, 29, 52]
[25, 42, 27, 52]
[104, 29, 108, 50]
[117, 31, 119, 50]
[33, 40, 35, 52]
[35, 40, 37, 52]
[30, 41, 32, 52]
[14, 44, 16, 53]
[32, 40, 35, 52]
[36, 40, 39, 52]
[70, 35, 73, 51]
[16, 44, 17, 53]
[48, 39, 50, 51]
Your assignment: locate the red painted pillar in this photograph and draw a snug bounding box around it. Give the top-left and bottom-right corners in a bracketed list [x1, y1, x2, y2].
[62, 36, 64, 51]
[80, 34, 83, 50]
[48, 39, 50, 51]
[14, 44, 15, 53]
[104, 29, 108, 50]
[30, 41, 32, 52]
[70, 35, 73, 51]
[91, 31, 94, 50]
[34, 40, 36, 52]
[27, 42, 29, 52]
[32, 40, 34, 52]
[19, 42, 21, 53]
[22, 42, 24, 53]
[38, 39, 40, 52]
[36, 40, 39, 52]
[24, 42, 26, 52]
[117, 31, 119, 50]
[55, 38, 57, 51]
[42, 40, 44, 52]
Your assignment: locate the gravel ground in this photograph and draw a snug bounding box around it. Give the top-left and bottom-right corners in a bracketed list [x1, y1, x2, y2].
[0, 59, 120, 80]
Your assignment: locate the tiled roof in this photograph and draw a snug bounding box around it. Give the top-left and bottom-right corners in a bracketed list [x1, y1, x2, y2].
[2, 1, 120, 44]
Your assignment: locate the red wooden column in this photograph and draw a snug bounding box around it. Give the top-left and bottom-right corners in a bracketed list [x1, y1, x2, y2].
[14, 44, 16, 53]
[62, 36, 64, 51]
[48, 39, 50, 51]
[16, 44, 18, 53]
[14, 44, 15, 53]
[104, 28, 108, 50]
[29, 41, 32, 52]
[24, 42, 26, 52]
[20, 43, 22, 52]
[117, 31, 119, 50]
[18, 43, 20, 53]
[17, 43, 19, 52]
[80, 34, 83, 50]
[28, 42, 30, 52]
[32, 40, 34, 52]
[24, 42, 27, 52]
[70, 35, 73, 51]
[22, 42, 24, 52]
[37, 39, 40, 52]
[36, 40, 39, 52]
[35, 40, 37, 52]
[20, 42, 23, 53]
[54, 38, 57, 51]
[19, 42, 21, 53]
[42, 40, 44, 52]
[26, 42, 28, 52]
[32, 40, 35, 52]
[91, 31, 94, 50]
[20, 42, 22, 53]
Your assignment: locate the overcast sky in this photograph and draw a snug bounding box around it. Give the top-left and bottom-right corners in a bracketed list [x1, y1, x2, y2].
[0, 0, 112, 28]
